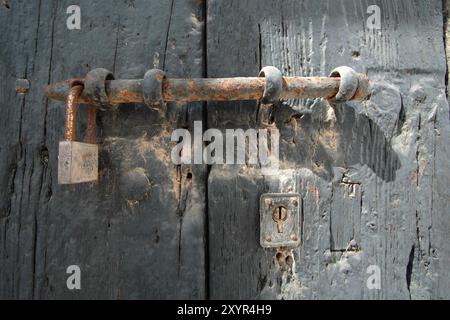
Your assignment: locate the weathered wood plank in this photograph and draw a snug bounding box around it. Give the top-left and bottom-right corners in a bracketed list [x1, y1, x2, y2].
[0, 0, 206, 299]
[207, 0, 450, 299]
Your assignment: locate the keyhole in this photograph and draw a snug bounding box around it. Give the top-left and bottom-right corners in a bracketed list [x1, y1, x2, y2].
[272, 206, 288, 233]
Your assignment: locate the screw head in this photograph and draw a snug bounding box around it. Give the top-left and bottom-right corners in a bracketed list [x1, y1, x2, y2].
[15, 78, 30, 94]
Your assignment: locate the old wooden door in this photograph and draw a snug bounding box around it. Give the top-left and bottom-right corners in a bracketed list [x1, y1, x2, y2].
[1, 0, 449, 299]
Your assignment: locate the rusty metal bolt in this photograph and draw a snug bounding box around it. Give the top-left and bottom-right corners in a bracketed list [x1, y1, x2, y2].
[44, 66, 371, 105]
[65, 85, 84, 141]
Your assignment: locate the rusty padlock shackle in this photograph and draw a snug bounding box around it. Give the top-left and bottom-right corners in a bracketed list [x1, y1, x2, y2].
[65, 83, 97, 144]
[45, 66, 370, 106]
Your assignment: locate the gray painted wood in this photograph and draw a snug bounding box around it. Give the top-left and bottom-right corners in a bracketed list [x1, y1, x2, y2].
[0, 0, 449, 300]
[207, 0, 450, 299]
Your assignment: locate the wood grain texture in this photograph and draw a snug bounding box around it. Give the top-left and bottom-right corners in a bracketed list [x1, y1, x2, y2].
[0, 0, 206, 299]
[206, 0, 450, 299]
[1, 0, 449, 300]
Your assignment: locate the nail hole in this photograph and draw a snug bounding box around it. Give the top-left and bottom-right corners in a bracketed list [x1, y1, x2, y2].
[352, 51, 360, 59]
[276, 252, 285, 264]
[186, 172, 192, 179]
[40, 146, 49, 165]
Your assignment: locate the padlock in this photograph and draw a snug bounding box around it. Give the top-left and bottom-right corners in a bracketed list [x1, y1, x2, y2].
[58, 84, 98, 184]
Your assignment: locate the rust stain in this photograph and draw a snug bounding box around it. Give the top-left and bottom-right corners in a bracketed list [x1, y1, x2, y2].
[133, 128, 182, 200]
[65, 85, 83, 141]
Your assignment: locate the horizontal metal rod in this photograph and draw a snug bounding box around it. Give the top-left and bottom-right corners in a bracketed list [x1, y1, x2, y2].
[44, 76, 358, 104]
[65, 85, 83, 141]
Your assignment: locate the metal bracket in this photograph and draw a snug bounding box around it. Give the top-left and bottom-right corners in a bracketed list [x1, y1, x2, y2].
[260, 193, 301, 248]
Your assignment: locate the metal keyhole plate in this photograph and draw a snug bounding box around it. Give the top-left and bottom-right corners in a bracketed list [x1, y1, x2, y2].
[260, 193, 301, 248]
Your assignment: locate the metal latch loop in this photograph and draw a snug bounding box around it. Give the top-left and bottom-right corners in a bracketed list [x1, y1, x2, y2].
[142, 68, 166, 109]
[258, 66, 283, 104]
[45, 66, 371, 104]
[328, 66, 365, 102]
[83, 68, 115, 110]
